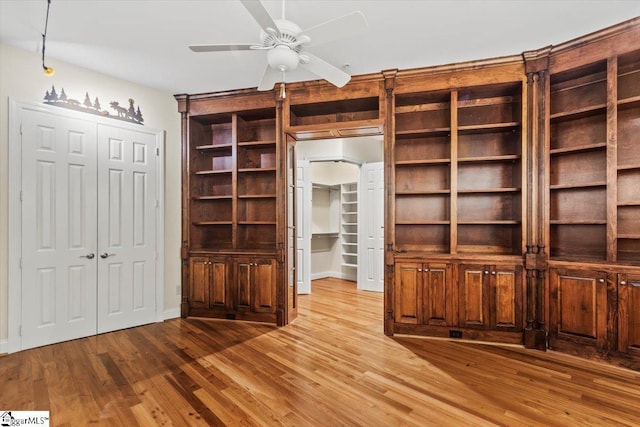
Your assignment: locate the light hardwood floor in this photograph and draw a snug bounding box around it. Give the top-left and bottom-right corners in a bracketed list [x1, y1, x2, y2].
[1, 278, 639, 426]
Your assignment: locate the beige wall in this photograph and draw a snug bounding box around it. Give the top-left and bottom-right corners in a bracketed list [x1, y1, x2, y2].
[0, 44, 182, 346]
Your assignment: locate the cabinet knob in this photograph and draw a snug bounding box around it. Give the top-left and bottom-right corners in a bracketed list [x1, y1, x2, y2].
[491, 271, 496, 275]
[598, 278, 605, 283]
[484, 271, 489, 275]
[418, 268, 422, 272]
[620, 281, 626, 285]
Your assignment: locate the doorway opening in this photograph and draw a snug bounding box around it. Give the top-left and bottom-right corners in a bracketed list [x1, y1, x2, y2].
[294, 136, 384, 295]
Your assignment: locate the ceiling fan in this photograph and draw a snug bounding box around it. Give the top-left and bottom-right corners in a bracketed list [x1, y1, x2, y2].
[189, 0, 368, 91]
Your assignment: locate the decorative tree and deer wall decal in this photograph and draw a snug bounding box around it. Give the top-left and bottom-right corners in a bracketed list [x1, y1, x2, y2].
[43, 85, 144, 125]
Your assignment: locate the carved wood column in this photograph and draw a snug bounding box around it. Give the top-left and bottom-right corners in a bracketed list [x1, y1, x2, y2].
[522, 49, 550, 350]
[275, 84, 286, 326]
[382, 69, 397, 336]
[175, 94, 191, 318]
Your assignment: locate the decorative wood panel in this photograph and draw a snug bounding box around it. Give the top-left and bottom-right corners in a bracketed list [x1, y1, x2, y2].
[458, 265, 489, 329]
[549, 268, 611, 350]
[189, 257, 210, 309]
[422, 263, 452, 326]
[618, 274, 640, 356]
[394, 263, 421, 324]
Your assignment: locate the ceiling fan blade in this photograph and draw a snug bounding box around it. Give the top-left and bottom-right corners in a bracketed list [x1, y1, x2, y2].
[239, 0, 281, 38]
[258, 65, 282, 91]
[189, 43, 256, 52]
[301, 11, 368, 47]
[300, 53, 351, 88]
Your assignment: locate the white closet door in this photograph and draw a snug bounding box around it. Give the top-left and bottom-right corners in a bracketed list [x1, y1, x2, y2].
[359, 162, 384, 292]
[96, 125, 157, 333]
[296, 159, 311, 294]
[21, 109, 98, 350]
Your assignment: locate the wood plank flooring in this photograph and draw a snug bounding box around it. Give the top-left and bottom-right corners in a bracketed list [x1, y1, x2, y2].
[1, 277, 639, 426]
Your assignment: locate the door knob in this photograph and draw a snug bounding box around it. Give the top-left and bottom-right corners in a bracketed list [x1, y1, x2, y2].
[100, 252, 115, 259]
[82, 253, 95, 259]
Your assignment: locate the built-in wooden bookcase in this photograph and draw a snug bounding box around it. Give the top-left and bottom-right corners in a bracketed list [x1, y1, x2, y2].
[549, 61, 608, 261]
[456, 83, 523, 255]
[549, 49, 640, 265]
[617, 49, 640, 264]
[394, 90, 451, 253]
[393, 82, 523, 255]
[236, 110, 277, 250]
[190, 116, 234, 250]
[188, 109, 277, 252]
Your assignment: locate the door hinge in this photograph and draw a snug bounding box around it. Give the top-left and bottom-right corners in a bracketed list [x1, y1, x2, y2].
[18, 325, 22, 336]
[19, 191, 23, 202]
[156, 147, 160, 156]
[156, 200, 159, 208]
[19, 123, 23, 135]
[19, 258, 22, 269]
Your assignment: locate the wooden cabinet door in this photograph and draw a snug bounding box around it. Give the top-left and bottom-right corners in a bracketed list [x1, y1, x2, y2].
[252, 258, 277, 313]
[235, 257, 253, 311]
[422, 263, 453, 327]
[458, 264, 490, 329]
[490, 265, 523, 331]
[394, 263, 422, 324]
[234, 256, 276, 313]
[189, 257, 210, 309]
[209, 257, 229, 310]
[549, 268, 612, 350]
[618, 273, 640, 357]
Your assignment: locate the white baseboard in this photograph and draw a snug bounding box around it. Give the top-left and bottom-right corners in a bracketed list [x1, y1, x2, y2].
[163, 308, 180, 320]
[0, 339, 8, 354]
[311, 271, 356, 281]
[311, 271, 342, 280]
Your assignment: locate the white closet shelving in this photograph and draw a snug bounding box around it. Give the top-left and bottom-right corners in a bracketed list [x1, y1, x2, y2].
[311, 183, 340, 236]
[341, 182, 358, 269]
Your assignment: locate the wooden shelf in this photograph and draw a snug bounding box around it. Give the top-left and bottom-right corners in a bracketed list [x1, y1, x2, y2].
[195, 143, 232, 151]
[395, 127, 450, 137]
[396, 190, 451, 195]
[549, 182, 606, 190]
[395, 158, 450, 166]
[193, 221, 232, 226]
[618, 234, 640, 239]
[238, 194, 276, 199]
[550, 142, 606, 155]
[618, 201, 640, 207]
[193, 195, 233, 200]
[238, 167, 276, 173]
[458, 154, 521, 163]
[237, 140, 276, 147]
[458, 122, 520, 133]
[618, 95, 640, 109]
[549, 104, 606, 122]
[458, 220, 521, 225]
[195, 169, 232, 175]
[550, 220, 607, 225]
[458, 188, 521, 194]
[239, 221, 276, 225]
[396, 220, 450, 225]
[617, 164, 640, 171]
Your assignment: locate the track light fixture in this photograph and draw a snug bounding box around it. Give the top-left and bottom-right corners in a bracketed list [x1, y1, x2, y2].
[42, 0, 54, 76]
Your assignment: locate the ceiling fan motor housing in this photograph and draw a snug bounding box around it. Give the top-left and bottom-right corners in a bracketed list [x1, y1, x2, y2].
[262, 19, 305, 71]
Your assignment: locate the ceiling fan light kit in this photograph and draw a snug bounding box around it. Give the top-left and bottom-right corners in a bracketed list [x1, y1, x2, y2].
[189, 0, 368, 91]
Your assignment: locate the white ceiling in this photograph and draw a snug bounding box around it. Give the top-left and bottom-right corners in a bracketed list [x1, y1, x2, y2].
[1, 1, 638, 95]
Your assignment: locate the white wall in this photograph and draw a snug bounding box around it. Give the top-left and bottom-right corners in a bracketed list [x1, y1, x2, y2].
[0, 44, 182, 346]
[296, 136, 383, 164]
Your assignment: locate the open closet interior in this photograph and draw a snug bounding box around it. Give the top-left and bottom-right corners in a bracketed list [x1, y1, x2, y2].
[296, 136, 384, 294]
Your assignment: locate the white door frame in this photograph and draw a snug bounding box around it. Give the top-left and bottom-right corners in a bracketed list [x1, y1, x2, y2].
[7, 98, 165, 353]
